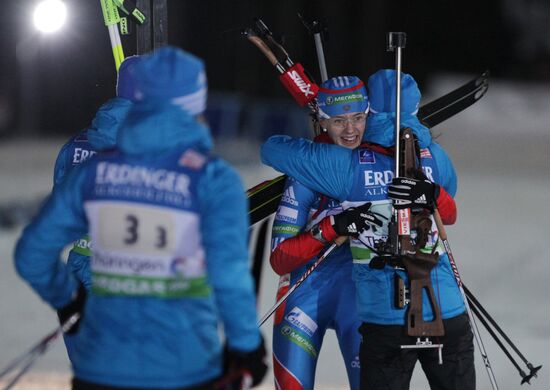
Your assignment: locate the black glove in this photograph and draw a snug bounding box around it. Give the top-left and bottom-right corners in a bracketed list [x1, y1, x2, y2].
[57, 284, 86, 335]
[331, 202, 384, 237]
[223, 337, 268, 387]
[388, 177, 439, 210]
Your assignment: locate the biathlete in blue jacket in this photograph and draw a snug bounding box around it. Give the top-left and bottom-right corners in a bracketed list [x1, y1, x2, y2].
[15, 47, 267, 390]
[270, 76, 379, 390]
[51, 55, 140, 363]
[261, 69, 475, 390]
[53, 56, 140, 292]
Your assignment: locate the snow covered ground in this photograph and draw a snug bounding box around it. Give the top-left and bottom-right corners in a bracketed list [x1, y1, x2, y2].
[1, 74, 549, 389]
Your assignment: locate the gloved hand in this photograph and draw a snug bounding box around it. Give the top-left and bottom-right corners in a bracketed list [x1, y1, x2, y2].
[223, 337, 268, 387]
[57, 283, 86, 334]
[331, 202, 383, 237]
[388, 177, 439, 211]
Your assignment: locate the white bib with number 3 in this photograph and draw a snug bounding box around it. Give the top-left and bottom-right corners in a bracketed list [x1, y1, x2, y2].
[85, 200, 208, 298]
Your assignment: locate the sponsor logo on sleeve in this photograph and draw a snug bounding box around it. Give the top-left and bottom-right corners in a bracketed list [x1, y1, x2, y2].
[281, 186, 298, 206]
[72, 236, 92, 256]
[272, 224, 300, 236]
[275, 205, 298, 224]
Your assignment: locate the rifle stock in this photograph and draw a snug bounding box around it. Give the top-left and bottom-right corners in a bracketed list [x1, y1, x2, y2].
[398, 127, 444, 337]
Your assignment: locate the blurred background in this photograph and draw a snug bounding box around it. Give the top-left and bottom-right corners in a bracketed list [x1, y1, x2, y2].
[1, 0, 549, 389]
[1, 0, 550, 139]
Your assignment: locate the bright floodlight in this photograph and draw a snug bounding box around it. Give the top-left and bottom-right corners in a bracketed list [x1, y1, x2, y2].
[33, 0, 67, 33]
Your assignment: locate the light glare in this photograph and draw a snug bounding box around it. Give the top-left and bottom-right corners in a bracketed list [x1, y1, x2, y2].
[33, 0, 67, 33]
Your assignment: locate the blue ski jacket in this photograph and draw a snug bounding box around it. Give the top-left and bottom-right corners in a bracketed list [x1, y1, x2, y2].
[53, 98, 133, 290]
[260, 120, 465, 325]
[15, 102, 261, 388]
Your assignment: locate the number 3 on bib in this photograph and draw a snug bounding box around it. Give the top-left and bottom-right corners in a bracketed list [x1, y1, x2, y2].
[96, 203, 177, 256]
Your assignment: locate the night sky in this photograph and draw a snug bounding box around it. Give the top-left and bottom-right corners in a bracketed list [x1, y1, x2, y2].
[0, 0, 548, 137]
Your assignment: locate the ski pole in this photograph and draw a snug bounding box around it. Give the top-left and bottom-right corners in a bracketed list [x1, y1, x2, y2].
[243, 29, 286, 74]
[243, 20, 319, 109]
[313, 32, 328, 82]
[243, 18, 322, 134]
[257, 237, 347, 327]
[0, 313, 80, 390]
[100, 0, 125, 70]
[387, 32, 406, 176]
[298, 14, 329, 82]
[466, 299, 539, 385]
[253, 18, 295, 69]
[433, 210, 500, 390]
[463, 286, 542, 383]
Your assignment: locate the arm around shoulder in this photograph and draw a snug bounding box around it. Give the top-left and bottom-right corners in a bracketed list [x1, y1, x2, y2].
[261, 135, 354, 201]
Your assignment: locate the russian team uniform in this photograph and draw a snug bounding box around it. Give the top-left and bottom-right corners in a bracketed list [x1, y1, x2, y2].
[15, 103, 261, 389]
[53, 98, 133, 291]
[270, 176, 360, 390]
[261, 130, 475, 389]
[52, 98, 133, 362]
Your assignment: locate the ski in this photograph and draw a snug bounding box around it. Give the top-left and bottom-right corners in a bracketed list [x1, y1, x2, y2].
[135, 0, 152, 54]
[420, 71, 489, 128]
[246, 71, 490, 225]
[152, 0, 168, 50]
[247, 175, 286, 225]
[135, 0, 167, 54]
[418, 71, 489, 120]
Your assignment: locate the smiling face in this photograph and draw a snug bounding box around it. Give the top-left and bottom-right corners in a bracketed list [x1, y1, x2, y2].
[320, 112, 367, 149]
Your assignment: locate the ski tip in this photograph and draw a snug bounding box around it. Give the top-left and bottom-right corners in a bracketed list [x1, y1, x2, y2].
[478, 70, 491, 84]
[475, 83, 489, 100]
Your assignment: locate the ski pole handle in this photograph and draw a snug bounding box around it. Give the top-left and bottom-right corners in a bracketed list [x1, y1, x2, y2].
[245, 33, 284, 71]
[253, 18, 294, 68]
